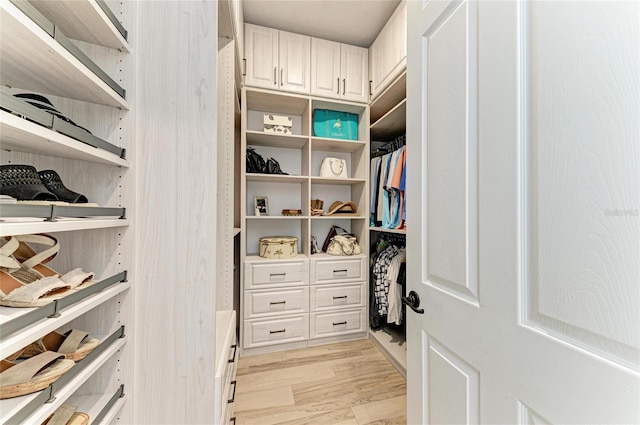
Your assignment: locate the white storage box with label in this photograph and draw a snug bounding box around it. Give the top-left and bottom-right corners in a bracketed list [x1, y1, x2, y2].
[259, 236, 298, 259]
[263, 113, 293, 135]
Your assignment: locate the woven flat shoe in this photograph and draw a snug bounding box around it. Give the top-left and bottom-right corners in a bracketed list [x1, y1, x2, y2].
[0, 164, 57, 201]
[37, 170, 88, 203]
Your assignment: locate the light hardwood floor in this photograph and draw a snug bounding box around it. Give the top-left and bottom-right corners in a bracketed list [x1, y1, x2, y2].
[233, 339, 407, 425]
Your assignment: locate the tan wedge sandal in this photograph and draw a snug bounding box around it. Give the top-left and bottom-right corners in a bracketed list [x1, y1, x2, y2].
[13, 234, 94, 290]
[20, 330, 100, 362]
[42, 404, 90, 425]
[0, 351, 74, 399]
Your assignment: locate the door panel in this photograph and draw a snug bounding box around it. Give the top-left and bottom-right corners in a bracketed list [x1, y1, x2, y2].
[407, 0, 640, 423]
[341, 44, 368, 103]
[522, 1, 640, 365]
[425, 0, 478, 303]
[244, 23, 278, 89]
[279, 30, 310, 94]
[311, 38, 340, 99]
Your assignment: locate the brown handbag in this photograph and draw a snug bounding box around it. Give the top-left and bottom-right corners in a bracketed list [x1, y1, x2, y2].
[322, 225, 349, 253]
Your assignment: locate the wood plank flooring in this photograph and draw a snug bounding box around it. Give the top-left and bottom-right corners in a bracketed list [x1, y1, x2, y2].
[234, 339, 407, 425]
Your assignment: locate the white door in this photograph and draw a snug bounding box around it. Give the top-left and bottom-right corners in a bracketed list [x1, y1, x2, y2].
[406, 1, 640, 424]
[244, 23, 278, 89]
[278, 30, 310, 94]
[341, 44, 368, 103]
[311, 38, 341, 99]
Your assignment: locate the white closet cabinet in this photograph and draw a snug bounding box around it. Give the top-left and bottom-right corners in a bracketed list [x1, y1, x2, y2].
[244, 23, 311, 95]
[0, 0, 132, 423]
[311, 39, 368, 103]
[369, 1, 407, 101]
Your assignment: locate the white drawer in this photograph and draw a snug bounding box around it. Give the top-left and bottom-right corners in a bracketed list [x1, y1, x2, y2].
[244, 314, 309, 348]
[245, 260, 308, 289]
[310, 309, 366, 339]
[310, 283, 365, 311]
[244, 287, 309, 318]
[311, 257, 366, 284]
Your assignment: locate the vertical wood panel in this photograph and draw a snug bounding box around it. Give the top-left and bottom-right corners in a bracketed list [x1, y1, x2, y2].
[134, 2, 217, 423]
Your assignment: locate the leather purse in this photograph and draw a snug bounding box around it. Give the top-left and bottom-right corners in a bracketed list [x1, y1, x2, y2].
[319, 157, 348, 178]
[327, 234, 361, 256]
[246, 147, 266, 173]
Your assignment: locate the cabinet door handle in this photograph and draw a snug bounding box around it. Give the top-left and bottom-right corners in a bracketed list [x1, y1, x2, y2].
[228, 344, 237, 363]
[274, 67, 277, 85]
[270, 329, 286, 334]
[369, 80, 373, 96]
[333, 295, 347, 300]
[343, 78, 346, 95]
[333, 321, 347, 326]
[242, 58, 246, 76]
[281, 68, 284, 86]
[270, 301, 286, 305]
[337, 77, 340, 94]
[227, 380, 237, 403]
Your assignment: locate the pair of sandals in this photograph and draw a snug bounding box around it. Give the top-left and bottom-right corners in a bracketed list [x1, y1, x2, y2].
[0, 329, 99, 400]
[0, 234, 95, 307]
[43, 404, 89, 425]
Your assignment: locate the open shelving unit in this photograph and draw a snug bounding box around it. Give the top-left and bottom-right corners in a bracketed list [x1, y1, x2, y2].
[0, 0, 133, 423]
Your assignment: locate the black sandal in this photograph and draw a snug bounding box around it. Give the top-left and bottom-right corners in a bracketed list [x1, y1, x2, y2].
[37, 170, 88, 204]
[0, 165, 58, 201]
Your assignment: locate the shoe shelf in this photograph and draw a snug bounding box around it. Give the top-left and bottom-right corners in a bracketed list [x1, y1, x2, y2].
[1, 327, 126, 425]
[27, 0, 129, 52]
[0, 111, 128, 167]
[0, 1, 128, 109]
[0, 271, 129, 358]
[67, 385, 126, 425]
[0, 218, 130, 238]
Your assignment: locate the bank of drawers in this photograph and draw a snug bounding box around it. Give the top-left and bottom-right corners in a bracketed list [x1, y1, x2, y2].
[243, 255, 366, 350]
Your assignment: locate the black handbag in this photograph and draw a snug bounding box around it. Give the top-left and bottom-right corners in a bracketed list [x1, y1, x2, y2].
[266, 157, 288, 175]
[246, 147, 266, 173]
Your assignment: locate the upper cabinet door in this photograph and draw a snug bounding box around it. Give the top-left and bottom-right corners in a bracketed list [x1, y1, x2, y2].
[279, 30, 311, 94]
[311, 38, 341, 99]
[341, 44, 368, 103]
[369, 0, 407, 101]
[245, 23, 278, 89]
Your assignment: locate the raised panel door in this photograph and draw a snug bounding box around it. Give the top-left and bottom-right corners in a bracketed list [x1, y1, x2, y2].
[278, 30, 310, 94]
[341, 44, 368, 103]
[244, 23, 278, 89]
[311, 37, 340, 99]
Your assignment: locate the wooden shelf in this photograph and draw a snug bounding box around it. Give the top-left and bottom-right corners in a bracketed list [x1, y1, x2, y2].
[0, 218, 129, 238]
[29, 0, 130, 52]
[0, 278, 130, 358]
[246, 131, 308, 149]
[246, 216, 309, 220]
[311, 177, 366, 186]
[0, 2, 129, 109]
[0, 111, 129, 167]
[370, 71, 406, 123]
[311, 215, 367, 220]
[246, 173, 307, 183]
[370, 99, 406, 141]
[370, 226, 406, 234]
[66, 388, 127, 425]
[246, 88, 309, 115]
[311, 138, 366, 153]
[245, 253, 309, 262]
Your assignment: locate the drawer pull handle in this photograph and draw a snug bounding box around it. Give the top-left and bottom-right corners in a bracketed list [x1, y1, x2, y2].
[228, 344, 237, 363]
[270, 329, 286, 334]
[333, 295, 347, 300]
[333, 321, 347, 326]
[333, 269, 348, 274]
[228, 380, 237, 403]
[270, 301, 286, 305]
[270, 273, 286, 277]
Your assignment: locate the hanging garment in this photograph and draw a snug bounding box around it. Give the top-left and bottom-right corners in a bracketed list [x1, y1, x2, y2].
[388, 146, 405, 229]
[382, 149, 402, 228]
[386, 249, 406, 325]
[373, 244, 400, 316]
[370, 156, 382, 224]
[377, 153, 391, 222]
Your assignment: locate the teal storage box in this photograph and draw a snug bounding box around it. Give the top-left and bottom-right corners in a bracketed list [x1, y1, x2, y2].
[313, 109, 359, 140]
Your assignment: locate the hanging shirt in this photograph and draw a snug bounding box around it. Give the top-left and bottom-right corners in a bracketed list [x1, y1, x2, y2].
[370, 156, 381, 224]
[388, 146, 405, 228]
[377, 153, 391, 222]
[373, 244, 400, 316]
[382, 149, 402, 228]
[386, 249, 406, 325]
